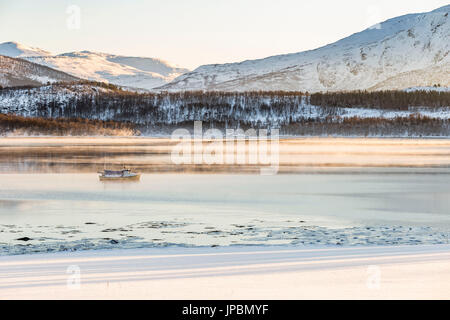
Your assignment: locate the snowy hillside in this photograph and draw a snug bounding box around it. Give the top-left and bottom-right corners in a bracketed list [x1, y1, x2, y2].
[26, 51, 189, 90]
[1, 84, 448, 124]
[160, 5, 450, 92]
[0, 41, 52, 58]
[1, 84, 448, 136]
[0, 55, 79, 87]
[0, 42, 189, 90]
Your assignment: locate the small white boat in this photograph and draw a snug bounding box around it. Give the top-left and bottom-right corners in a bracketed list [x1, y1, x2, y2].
[98, 168, 140, 181]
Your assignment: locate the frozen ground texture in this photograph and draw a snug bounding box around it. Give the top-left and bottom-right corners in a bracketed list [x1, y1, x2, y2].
[1, 245, 449, 299]
[1, 223, 449, 256]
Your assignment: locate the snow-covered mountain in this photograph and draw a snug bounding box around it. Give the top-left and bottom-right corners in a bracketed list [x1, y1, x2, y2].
[0, 55, 79, 87]
[0, 42, 189, 90]
[160, 5, 450, 92]
[0, 41, 52, 58]
[26, 51, 189, 90]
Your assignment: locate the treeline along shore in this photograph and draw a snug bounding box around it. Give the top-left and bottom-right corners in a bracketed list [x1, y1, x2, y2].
[0, 82, 449, 136]
[0, 113, 138, 136]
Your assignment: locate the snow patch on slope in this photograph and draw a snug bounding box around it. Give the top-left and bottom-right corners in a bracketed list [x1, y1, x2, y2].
[405, 86, 450, 92]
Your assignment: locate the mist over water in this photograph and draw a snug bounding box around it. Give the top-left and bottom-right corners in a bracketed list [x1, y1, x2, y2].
[0, 137, 449, 254]
[1, 137, 450, 173]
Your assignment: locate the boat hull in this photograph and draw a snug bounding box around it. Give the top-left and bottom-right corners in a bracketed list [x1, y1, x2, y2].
[99, 174, 141, 182]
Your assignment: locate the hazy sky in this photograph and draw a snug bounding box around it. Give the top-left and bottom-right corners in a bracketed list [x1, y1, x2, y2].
[0, 0, 448, 69]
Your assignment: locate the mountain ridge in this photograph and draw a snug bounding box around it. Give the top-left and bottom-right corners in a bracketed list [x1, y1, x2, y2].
[0, 42, 190, 90]
[0, 41, 52, 58]
[0, 55, 79, 87]
[159, 5, 449, 92]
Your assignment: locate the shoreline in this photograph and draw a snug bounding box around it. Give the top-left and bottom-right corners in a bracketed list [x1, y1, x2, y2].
[2, 223, 449, 257]
[1, 244, 449, 299]
[1, 137, 449, 299]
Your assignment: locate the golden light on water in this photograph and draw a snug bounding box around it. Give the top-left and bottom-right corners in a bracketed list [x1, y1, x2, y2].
[0, 137, 449, 173]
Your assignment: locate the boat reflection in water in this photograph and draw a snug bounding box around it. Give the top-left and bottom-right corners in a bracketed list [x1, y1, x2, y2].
[98, 168, 141, 181]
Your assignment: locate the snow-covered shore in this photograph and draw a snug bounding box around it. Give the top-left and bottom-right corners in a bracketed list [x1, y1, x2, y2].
[2, 224, 449, 256]
[1, 245, 449, 299]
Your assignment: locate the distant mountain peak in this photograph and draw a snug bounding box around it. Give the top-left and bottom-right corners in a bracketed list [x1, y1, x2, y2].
[160, 5, 449, 92]
[58, 50, 108, 58]
[0, 43, 190, 90]
[0, 41, 52, 58]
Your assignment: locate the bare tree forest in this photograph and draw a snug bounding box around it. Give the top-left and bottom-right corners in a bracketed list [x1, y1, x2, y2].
[0, 85, 449, 136]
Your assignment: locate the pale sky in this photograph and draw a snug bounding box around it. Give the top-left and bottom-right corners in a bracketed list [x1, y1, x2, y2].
[0, 0, 448, 69]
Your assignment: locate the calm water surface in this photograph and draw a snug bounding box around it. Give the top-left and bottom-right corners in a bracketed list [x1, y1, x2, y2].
[0, 138, 449, 253]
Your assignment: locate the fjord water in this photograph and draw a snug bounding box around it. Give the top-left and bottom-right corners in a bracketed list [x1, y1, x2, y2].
[0, 137, 450, 252]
